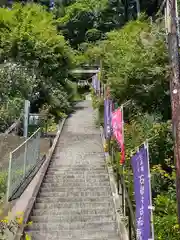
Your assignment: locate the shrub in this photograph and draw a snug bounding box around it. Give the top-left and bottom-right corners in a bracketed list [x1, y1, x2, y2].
[86, 18, 170, 120]
[0, 3, 75, 126]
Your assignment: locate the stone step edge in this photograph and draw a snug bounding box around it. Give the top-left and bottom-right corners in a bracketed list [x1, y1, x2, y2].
[40, 186, 111, 190]
[30, 213, 114, 218]
[33, 207, 114, 212]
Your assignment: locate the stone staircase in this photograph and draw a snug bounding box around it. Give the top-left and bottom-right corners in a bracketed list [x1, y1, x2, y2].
[25, 101, 121, 240]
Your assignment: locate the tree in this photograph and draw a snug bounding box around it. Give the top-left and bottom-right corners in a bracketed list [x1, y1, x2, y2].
[0, 3, 75, 116]
[56, 0, 125, 48]
[86, 18, 170, 120]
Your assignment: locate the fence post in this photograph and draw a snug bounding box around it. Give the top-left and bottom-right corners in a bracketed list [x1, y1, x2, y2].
[23, 100, 30, 178]
[37, 130, 41, 160]
[23, 142, 28, 178]
[7, 152, 12, 202]
[23, 100, 30, 138]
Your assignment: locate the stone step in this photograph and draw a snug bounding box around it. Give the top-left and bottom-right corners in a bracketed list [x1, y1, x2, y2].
[42, 180, 110, 187]
[48, 166, 106, 170]
[48, 165, 106, 171]
[26, 221, 117, 231]
[25, 230, 119, 239]
[44, 176, 109, 182]
[35, 201, 113, 209]
[43, 177, 109, 183]
[45, 172, 108, 178]
[33, 207, 113, 216]
[36, 196, 112, 203]
[39, 186, 111, 193]
[41, 182, 110, 189]
[47, 168, 107, 174]
[38, 190, 112, 198]
[30, 214, 116, 223]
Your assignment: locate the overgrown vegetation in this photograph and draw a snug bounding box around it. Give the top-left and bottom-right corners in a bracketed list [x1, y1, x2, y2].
[0, 3, 76, 132]
[89, 18, 178, 239]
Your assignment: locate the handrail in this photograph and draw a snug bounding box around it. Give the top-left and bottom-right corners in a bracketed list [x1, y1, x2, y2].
[110, 142, 137, 240]
[11, 128, 41, 154]
[7, 128, 41, 201]
[4, 119, 21, 135]
[118, 172, 136, 238]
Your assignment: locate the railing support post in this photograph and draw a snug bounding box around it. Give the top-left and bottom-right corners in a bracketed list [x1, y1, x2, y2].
[23, 142, 28, 178]
[7, 152, 12, 202]
[128, 207, 132, 240]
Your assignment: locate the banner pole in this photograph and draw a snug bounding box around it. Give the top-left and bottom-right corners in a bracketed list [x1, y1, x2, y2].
[145, 140, 155, 240]
[121, 104, 126, 216]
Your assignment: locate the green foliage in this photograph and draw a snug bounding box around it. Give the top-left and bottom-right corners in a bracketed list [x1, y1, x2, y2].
[0, 171, 7, 203]
[154, 214, 180, 240]
[154, 187, 180, 240]
[89, 15, 175, 239]
[56, 0, 125, 48]
[0, 3, 76, 130]
[0, 62, 37, 101]
[87, 19, 170, 120]
[0, 98, 23, 132]
[124, 115, 173, 166]
[151, 164, 175, 196]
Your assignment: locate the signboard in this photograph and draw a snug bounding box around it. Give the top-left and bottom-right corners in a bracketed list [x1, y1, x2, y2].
[111, 107, 125, 164]
[131, 143, 154, 240]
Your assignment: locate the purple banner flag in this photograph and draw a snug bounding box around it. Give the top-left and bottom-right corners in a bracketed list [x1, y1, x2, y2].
[104, 99, 113, 139]
[92, 74, 101, 95]
[95, 74, 98, 93]
[97, 78, 100, 92]
[50, 0, 55, 10]
[92, 76, 95, 89]
[8, 0, 13, 8]
[92, 75, 97, 92]
[131, 144, 152, 240]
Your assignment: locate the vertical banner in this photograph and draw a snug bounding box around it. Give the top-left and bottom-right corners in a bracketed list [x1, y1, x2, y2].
[131, 143, 154, 240]
[50, 0, 55, 10]
[94, 74, 98, 94]
[92, 75, 95, 89]
[8, 0, 13, 9]
[96, 76, 100, 96]
[92, 75, 97, 94]
[104, 99, 113, 139]
[111, 107, 125, 164]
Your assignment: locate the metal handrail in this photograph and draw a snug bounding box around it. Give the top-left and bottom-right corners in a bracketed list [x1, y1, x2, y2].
[11, 128, 40, 154]
[118, 172, 136, 239]
[110, 143, 136, 240]
[7, 128, 41, 201]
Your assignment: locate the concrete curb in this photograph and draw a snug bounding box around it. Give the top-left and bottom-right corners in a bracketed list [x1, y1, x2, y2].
[100, 126, 129, 240]
[7, 118, 67, 240]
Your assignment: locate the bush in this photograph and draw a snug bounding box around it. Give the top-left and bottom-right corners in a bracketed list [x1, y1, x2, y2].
[86, 18, 170, 120]
[154, 189, 180, 240]
[0, 98, 23, 132]
[0, 3, 75, 129]
[0, 171, 7, 203]
[89, 17, 175, 238]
